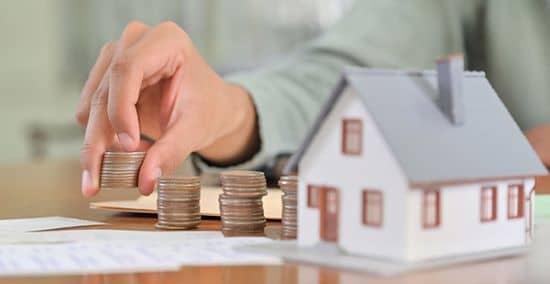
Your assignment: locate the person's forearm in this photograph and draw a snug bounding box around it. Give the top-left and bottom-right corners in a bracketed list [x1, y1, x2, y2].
[197, 83, 260, 165]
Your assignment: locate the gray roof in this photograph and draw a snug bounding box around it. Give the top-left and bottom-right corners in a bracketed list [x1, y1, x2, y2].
[284, 67, 547, 185]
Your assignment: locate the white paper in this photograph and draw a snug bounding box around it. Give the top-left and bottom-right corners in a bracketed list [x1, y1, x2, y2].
[0, 242, 180, 276]
[0, 237, 280, 276]
[0, 216, 104, 233]
[0, 230, 223, 244]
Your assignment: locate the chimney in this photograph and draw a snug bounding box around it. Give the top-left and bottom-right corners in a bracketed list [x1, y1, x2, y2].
[437, 54, 465, 125]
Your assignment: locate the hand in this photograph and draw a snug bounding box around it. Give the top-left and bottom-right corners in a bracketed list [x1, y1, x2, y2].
[76, 21, 258, 197]
[525, 123, 550, 168]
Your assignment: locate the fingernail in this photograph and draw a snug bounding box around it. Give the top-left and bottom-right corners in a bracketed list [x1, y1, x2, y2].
[81, 170, 92, 196]
[118, 132, 134, 151]
[140, 168, 161, 196]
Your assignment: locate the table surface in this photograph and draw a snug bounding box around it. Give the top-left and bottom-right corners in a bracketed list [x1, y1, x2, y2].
[1, 159, 550, 284]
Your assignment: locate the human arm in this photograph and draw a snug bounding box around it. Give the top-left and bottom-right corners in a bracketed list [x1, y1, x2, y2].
[76, 22, 259, 196]
[197, 1, 479, 171]
[76, 1, 480, 196]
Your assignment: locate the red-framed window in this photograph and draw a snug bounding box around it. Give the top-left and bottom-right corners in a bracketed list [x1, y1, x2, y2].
[423, 190, 440, 229]
[508, 184, 524, 219]
[362, 190, 383, 227]
[342, 119, 362, 155]
[307, 185, 319, 208]
[480, 186, 497, 222]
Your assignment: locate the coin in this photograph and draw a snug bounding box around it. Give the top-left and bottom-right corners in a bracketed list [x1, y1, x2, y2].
[156, 176, 201, 230]
[279, 175, 298, 239]
[219, 170, 267, 236]
[99, 151, 145, 189]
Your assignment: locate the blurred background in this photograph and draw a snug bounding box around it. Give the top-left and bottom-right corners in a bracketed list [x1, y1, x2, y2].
[0, 0, 353, 165]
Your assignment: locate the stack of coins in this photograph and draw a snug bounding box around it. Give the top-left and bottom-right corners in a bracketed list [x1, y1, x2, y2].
[219, 171, 267, 236]
[100, 151, 145, 189]
[156, 176, 201, 230]
[279, 175, 298, 239]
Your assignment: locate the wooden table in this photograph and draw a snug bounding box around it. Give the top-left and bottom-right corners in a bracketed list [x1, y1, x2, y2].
[0, 159, 549, 284]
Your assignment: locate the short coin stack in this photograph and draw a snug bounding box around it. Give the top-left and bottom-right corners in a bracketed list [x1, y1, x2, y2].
[156, 176, 201, 230]
[100, 151, 145, 189]
[219, 170, 267, 236]
[279, 175, 298, 239]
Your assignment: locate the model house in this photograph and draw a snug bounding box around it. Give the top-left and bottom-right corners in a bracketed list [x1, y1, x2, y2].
[284, 55, 547, 263]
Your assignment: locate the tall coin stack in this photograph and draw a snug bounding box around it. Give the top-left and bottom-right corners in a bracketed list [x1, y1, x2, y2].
[156, 176, 201, 230]
[279, 175, 298, 239]
[100, 151, 145, 189]
[219, 171, 267, 236]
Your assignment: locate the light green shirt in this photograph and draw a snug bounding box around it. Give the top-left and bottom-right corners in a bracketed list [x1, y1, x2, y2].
[201, 0, 550, 172]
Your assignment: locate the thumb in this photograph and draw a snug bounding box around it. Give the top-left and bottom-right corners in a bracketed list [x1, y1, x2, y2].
[138, 120, 192, 195]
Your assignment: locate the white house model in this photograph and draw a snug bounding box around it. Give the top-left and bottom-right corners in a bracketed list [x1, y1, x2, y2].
[284, 55, 547, 263]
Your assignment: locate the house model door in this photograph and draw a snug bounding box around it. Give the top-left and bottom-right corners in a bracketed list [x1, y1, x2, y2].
[319, 187, 339, 242]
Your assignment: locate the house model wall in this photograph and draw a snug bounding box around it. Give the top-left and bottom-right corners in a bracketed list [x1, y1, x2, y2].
[285, 56, 547, 263]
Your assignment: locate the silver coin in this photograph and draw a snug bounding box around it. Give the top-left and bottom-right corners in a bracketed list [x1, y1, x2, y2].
[157, 191, 200, 196]
[218, 197, 263, 205]
[220, 170, 264, 177]
[221, 218, 266, 225]
[100, 180, 137, 184]
[103, 152, 146, 156]
[157, 217, 201, 223]
[155, 223, 199, 230]
[157, 209, 201, 214]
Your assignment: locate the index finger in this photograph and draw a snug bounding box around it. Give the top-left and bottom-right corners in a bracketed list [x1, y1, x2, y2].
[107, 22, 187, 152]
[77, 22, 150, 128]
[76, 41, 116, 127]
[80, 86, 116, 197]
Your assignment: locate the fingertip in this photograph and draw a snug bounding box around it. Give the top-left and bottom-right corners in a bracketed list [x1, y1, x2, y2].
[137, 176, 155, 196]
[81, 170, 99, 197]
[139, 187, 154, 196]
[138, 156, 161, 196]
[82, 187, 99, 198]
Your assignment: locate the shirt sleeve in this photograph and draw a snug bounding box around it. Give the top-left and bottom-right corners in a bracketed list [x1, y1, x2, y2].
[194, 0, 478, 173]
